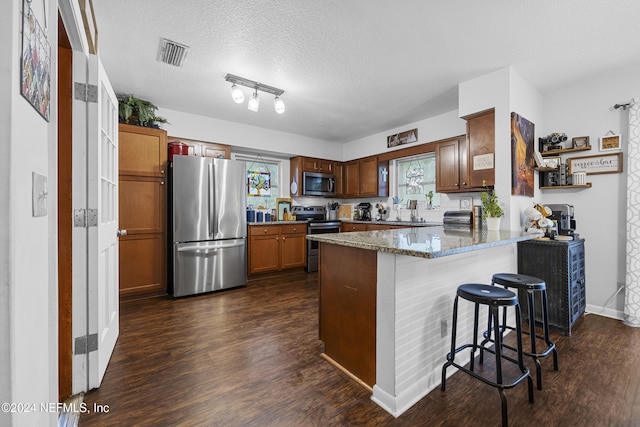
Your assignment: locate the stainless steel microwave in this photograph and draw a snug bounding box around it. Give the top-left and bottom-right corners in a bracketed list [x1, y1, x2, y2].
[302, 171, 336, 197]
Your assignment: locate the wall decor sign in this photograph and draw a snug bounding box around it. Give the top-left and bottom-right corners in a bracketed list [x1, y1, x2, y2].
[387, 128, 418, 148]
[21, 0, 51, 122]
[247, 171, 271, 197]
[599, 134, 621, 151]
[510, 112, 535, 196]
[568, 152, 623, 175]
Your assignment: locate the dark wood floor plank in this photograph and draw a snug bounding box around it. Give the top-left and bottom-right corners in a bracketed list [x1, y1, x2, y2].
[80, 270, 640, 426]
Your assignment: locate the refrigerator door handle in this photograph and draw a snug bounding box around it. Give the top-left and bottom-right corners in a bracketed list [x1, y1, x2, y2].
[208, 162, 215, 238]
[177, 240, 245, 253]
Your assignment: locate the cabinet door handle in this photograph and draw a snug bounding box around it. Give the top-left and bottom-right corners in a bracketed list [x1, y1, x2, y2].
[160, 181, 165, 185]
[276, 237, 279, 240]
[293, 228, 297, 232]
[263, 229, 268, 233]
[282, 236, 286, 240]
[161, 170, 165, 174]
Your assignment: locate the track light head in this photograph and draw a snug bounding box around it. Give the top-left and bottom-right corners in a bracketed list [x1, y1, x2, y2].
[274, 96, 285, 114]
[230, 84, 245, 104]
[247, 89, 260, 112]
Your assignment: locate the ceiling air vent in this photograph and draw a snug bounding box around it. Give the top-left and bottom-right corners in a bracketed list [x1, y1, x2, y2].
[158, 38, 189, 67]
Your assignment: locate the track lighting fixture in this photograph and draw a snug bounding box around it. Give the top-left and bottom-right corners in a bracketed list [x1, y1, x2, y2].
[224, 73, 285, 114]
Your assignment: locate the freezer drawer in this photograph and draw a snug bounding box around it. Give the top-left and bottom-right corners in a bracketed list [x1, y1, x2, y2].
[173, 239, 247, 297]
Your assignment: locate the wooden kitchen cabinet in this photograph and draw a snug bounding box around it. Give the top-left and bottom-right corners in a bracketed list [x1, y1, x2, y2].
[344, 155, 386, 198]
[248, 224, 307, 274]
[435, 110, 494, 193]
[435, 135, 467, 192]
[167, 136, 231, 159]
[302, 157, 333, 173]
[342, 223, 369, 232]
[118, 124, 167, 298]
[280, 224, 307, 269]
[465, 109, 495, 188]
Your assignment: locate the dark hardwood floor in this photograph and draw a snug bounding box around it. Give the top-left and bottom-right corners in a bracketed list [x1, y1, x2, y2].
[80, 270, 640, 426]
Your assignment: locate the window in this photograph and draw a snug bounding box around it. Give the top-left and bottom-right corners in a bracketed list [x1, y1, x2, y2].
[236, 155, 281, 210]
[395, 153, 440, 206]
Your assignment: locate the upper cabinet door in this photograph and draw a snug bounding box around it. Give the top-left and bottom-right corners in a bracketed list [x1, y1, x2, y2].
[118, 124, 167, 177]
[466, 109, 495, 188]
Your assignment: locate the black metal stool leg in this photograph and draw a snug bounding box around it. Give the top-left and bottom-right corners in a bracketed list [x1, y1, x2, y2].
[441, 295, 459, 391]
[541, 290, 559, 371]
[499, 389, 508, 427]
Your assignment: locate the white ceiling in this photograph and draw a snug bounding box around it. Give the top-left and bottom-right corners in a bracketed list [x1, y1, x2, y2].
[92, 0, 640, 143]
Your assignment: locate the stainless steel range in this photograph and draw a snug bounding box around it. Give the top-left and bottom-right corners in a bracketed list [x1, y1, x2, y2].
[292, 206, 342, 272]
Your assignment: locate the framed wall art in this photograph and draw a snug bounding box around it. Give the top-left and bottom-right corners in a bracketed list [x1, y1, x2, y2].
[20, 0, 51, 121]
[568, 152, 623, 175]
[387, 128, 418, 148]
[572, 136, 590, 149]
[510, 112, 535, 196]
[543, 156, 561, 169]
[599, 134, 621, 152]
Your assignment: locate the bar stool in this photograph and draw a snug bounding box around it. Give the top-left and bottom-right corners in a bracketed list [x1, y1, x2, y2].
[442, 283, 534, 427]
[483, 273, 558, 390]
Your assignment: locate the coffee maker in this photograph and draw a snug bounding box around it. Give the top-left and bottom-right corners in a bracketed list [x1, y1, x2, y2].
[546, 204, 576, 235]
[357, 202, 372, 221]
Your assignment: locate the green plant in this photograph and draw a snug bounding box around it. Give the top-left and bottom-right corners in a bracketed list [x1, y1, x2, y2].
[480, 188, 503, 218]
[426, 191, 434, 205]
[118, 95, 165, 127]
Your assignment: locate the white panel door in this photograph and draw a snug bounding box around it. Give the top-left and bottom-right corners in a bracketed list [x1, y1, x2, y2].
[72, 51, 119, 391]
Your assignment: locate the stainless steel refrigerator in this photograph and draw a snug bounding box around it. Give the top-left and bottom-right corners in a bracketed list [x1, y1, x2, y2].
[170, 156, 247, 297]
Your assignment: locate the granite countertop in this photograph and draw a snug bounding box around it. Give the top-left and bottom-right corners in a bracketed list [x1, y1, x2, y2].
[306, 226, 537, 259]
[341, 219, 442, 227]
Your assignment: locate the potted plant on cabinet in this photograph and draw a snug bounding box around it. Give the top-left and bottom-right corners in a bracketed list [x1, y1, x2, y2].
[118, 95, 168, 128]
[480, 188, 503, 231]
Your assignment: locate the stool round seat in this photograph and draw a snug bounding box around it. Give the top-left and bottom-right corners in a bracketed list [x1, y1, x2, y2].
[458, 283, 518, 306]
[492, 273, 546, 291]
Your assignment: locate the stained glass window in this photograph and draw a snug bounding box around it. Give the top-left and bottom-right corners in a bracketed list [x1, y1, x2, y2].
[395, 153, 439, 206]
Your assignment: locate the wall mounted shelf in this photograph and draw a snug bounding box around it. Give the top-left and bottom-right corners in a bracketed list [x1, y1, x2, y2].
[539, 183, 592, 190]
[540, 146, 591, 157]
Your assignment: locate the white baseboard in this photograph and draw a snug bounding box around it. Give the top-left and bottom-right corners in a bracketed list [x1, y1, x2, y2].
[585, 304, 623, 320]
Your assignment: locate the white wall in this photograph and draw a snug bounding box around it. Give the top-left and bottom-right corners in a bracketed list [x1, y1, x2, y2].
[3, 0, 59, 425]
[0, 1, 15, 425]
[541, 65, 640, 317]
[342, 110, 466, 161]
[157, 107, 344, 160]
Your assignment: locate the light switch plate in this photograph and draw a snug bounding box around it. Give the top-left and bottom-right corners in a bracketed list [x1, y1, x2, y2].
[32, 172, 48, 217]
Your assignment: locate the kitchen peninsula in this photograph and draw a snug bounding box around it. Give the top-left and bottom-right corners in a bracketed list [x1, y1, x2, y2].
[307, 226, 536, 417]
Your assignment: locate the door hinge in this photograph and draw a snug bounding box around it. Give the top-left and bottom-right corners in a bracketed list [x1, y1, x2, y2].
[74, 334, 98, 355]
[74, 208, 98, 227]
[74, 82, 98, 103]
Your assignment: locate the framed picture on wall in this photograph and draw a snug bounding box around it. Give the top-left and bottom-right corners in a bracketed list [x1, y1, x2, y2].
[599, 134, 621, 151]
[572, 136, 590, 149]
[543, 156, 561, 169]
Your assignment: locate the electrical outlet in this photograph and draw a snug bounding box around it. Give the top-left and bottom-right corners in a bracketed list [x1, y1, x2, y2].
[440, 320, 448, 338]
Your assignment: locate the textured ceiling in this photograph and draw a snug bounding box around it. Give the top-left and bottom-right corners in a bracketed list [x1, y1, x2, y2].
[92, 0, 640, 143]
